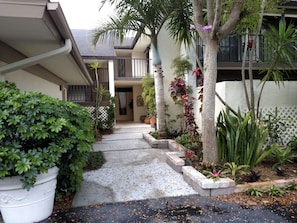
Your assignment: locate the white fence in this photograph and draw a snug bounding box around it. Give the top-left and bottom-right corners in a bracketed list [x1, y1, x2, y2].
[85, 106, 108, 122]
[261, 106, 297, 145]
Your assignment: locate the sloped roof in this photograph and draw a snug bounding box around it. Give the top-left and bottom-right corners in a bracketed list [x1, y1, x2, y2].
[71, 29, 117, 59]
[0, 0, 93, 85]
[71, 29, 140, 60]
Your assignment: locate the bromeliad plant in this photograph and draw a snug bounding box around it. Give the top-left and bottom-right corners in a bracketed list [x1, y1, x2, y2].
[0, 82, 95, 192]
[224, 162, 249, 182]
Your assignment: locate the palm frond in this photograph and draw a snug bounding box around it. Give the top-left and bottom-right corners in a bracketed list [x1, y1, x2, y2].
[92, 13, 143, 46]
[166, 0, 194, 46]
[93, 0, 171, 46]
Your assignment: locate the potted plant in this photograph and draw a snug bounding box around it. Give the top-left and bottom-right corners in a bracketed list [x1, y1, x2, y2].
[0, 82, 94, 223]
[141, 73, 156, 127]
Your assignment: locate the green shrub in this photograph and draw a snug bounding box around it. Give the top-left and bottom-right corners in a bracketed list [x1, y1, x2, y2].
[85, 151, 106, 171]
[216, 109, 272, 168]
[0, 82, 95, 192]
[262, 108, 291, 147]
[175, 134, 202, 151]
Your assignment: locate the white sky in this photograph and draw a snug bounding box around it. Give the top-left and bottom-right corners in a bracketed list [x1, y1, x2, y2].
[51, 0, 113, 29]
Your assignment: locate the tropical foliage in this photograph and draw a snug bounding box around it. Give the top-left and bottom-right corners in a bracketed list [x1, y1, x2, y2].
[216, 109, 272, 168]
[0, 82, 95, 192]
[93, 0, 194, 137]
[141, 73, 156, 117]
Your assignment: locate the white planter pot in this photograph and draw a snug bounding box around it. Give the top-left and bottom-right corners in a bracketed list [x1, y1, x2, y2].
[0, 167, 59, 223]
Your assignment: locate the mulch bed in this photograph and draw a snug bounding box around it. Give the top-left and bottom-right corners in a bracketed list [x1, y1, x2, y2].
[42, 194, 296, 222]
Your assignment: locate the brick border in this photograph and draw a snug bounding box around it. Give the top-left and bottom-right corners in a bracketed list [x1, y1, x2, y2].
[143, 133, 297, 196]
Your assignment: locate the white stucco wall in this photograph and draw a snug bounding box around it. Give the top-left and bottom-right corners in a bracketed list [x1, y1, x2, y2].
[157, 27, 185, 131]
[214, 80, 297, 144]
[216, 81, 297, 112]
[4, 69, 62, 99]
[133, 84, 147, 122]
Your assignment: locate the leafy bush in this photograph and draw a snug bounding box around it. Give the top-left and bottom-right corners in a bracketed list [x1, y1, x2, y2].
[216, 109, 272, 168]
[175, 134, 202, 153]
[0, 82, 95, 192]
[85, 151, 106, 171]
[141, 73, 155, 117]
[262, 108, 291, 146]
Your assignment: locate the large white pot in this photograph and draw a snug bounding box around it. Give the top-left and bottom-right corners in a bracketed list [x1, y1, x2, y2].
[0, 167, 59, 223]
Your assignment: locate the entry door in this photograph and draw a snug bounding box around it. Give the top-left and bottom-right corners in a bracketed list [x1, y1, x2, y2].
[116, 88, 133, 121]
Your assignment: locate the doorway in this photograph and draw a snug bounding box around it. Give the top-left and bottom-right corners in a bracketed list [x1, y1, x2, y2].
[115, 88, 133, 121]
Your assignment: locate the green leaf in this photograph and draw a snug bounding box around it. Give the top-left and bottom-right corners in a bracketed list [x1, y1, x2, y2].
[15, 158, 31, 174]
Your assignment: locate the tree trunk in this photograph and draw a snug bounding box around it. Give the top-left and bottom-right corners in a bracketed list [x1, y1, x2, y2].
[151, 38, 166, 136]
[154, 64, 166, 136]
[202, 39, 219, 163]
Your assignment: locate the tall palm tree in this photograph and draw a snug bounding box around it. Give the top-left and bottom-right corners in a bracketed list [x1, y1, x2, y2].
[93, 0, 176, 136]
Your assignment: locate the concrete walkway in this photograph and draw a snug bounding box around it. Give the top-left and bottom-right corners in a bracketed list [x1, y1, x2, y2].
[71, 122, 198, 207]
[43, 123, 295, 222]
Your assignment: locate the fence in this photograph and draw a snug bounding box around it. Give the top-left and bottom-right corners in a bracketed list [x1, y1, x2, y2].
[260, 106, 297, 145]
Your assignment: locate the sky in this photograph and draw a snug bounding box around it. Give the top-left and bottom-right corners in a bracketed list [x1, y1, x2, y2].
[51, 0, 113, 29]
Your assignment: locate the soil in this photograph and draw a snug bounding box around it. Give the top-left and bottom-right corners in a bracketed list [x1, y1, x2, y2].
[214, 160, 297, 208]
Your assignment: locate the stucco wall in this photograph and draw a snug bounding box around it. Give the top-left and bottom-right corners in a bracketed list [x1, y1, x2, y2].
[4, 69, 62, 99]
[133, 84, 147, 122]
[157, 27, 184, 131]
[216, 81, 297, 112]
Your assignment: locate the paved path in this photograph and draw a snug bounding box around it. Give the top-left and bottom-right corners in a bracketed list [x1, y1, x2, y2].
[71, 123, 197, 207]
[40, 123, 296, 222]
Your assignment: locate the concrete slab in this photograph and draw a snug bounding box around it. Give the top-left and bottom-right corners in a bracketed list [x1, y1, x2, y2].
[72, 162, 197, 207]
[72, 123, 198, 208]
[93, 139, 151, 152]
[102, 148, 167, 167]
[100, 132, 144, 141]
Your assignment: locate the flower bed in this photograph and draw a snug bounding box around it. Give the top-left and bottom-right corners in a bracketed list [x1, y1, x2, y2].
[166, 151, 235, 196]
[143, 133, 297, 196]
[143, 133, 235, 196]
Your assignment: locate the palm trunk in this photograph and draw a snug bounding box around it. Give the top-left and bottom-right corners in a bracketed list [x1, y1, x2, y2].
[202, 39, 219, 163]
[151, 37, 166, 136]
[154, 64, 166, 136]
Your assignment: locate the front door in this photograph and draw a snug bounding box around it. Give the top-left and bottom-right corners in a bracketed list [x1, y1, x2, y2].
[115, 88, 133, 121]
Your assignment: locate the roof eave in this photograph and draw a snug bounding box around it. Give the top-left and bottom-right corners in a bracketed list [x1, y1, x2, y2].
[47, 2, 93, 85]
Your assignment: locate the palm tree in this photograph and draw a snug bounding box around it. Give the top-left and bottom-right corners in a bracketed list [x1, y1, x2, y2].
[93, 0, 176, 136]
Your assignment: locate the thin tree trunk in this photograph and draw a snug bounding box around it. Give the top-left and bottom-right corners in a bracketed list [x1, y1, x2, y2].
[191, 38, 236, 117]
[241, 30, 251, 111]
[254, 0, 267, 118]
[154, 64, 166, 136]
[151, 38, 166, 136]
[95, 67, 100, 139]
[202, 39, 219, 163]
